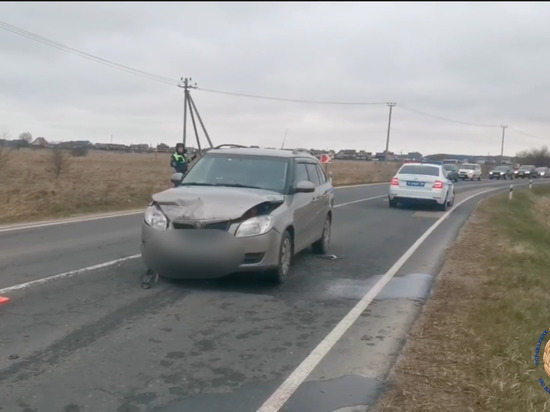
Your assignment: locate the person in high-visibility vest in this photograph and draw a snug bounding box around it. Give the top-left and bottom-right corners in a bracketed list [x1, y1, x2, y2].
[170, 143, 195, 174]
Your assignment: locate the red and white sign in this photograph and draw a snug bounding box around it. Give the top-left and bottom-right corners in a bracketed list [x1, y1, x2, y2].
[320, 154, 332, 164]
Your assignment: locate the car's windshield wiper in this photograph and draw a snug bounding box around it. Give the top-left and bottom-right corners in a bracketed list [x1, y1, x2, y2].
[214, 183, 263, 189]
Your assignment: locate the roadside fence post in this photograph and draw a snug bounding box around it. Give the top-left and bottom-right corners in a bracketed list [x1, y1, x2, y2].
[529, 179, 533, 189]
[509, 184, 513, 200]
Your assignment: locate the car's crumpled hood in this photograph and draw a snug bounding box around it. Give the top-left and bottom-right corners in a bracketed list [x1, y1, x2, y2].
[152, 186, 285, 222]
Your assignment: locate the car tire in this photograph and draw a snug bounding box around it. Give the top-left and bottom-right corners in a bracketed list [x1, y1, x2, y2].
[439, 192, 449, 212]
[389, 197, 398, 208]
[312, 215, 331, 255]
[268, 230, 293, 284]
[449, 190, 455, 207]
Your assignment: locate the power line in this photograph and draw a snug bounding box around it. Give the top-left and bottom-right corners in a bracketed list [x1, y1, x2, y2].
[398, 104, 501, 128]
[196, 87, 390, 106]
[0, 19, 178, 87]
[509, 127, 547, 142]
[1, 20, 548, 143]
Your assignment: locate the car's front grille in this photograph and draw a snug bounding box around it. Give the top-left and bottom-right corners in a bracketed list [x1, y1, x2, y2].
[172, 221, 231, 231]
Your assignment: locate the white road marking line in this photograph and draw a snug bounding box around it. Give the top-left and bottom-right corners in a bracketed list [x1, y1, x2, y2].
[334, 195, 386, 208]
[256, 185, 505, 412]
[0, 210, 144, 234]
[0, 254, 141, 295]
[334, 182, 388, 189]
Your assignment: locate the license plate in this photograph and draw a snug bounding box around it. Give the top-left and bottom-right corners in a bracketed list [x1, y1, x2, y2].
[407, 181, 425, 187]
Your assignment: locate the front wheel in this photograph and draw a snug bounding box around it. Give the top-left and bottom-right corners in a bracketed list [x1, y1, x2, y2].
[312, 215, 331, 254]
[268, 230, 293, 284]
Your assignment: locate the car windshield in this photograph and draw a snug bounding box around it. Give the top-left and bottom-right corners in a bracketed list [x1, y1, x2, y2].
[519, 165, 534, 170]
[461, 164, 476, 170]
[494, 166, 508, 171]
[181, 153, 290, 194]
[536, 167, 547, 171]
[443, 164, 457, 170]
[398, 165, 440, 176]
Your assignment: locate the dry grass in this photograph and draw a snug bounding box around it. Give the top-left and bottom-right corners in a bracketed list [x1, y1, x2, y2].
[375, 185, 550, 412]
[327, 160, 399, 186]
[0, 149, 399, 224]
[0, 149, 172, 224]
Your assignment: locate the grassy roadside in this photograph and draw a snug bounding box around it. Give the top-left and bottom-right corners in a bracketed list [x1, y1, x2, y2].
[0, 148, 399, 224]
[375, 185, 550, 412]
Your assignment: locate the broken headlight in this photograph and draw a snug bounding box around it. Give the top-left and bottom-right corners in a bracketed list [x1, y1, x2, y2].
[235, 215, 273, 238]
[144, 204, 168, 230]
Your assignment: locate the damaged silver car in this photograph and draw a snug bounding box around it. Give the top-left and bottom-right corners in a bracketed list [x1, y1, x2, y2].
[141, 146, 334, 283]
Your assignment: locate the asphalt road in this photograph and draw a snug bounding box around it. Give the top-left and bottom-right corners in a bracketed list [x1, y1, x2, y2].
[0, 178, 540, 412]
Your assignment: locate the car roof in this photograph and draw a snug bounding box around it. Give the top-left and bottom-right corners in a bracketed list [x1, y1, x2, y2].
[205, 146, 318, 160]
[400, 163, 442, 169]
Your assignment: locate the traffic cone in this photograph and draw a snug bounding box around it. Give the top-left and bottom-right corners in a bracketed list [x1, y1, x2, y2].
[0, 295, 10, 305]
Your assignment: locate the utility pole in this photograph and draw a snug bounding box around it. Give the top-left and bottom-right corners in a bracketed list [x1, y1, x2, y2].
[384, 102, 396, 166]
[178, 77, 198, 146]
[500, 124, 508, 164]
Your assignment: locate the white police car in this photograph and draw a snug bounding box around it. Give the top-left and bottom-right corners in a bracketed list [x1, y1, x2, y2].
[388, 162, 455, 211]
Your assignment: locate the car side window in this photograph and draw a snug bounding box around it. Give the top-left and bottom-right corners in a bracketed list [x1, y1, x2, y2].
[316, 164, 327, 184]
[294, 162, 309, 184]
[306, 163, 321, 186]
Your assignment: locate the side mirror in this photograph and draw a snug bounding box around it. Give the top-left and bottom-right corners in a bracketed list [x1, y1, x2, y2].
[170, 172, 184, 187]
[294, 180, 316, 193]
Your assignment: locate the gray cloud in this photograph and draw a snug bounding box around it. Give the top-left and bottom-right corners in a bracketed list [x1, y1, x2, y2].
[1, 1, 549, 155]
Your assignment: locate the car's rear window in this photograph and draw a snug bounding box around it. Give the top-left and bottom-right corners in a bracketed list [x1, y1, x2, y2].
[398, 165, 440, 176]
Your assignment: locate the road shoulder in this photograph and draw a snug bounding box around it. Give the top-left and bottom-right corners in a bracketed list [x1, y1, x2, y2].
[374, 185, 550, 411]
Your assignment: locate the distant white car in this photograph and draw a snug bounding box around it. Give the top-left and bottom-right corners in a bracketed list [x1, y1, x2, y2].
[388, 163, 455, 211]
[458, 163, 482, 181]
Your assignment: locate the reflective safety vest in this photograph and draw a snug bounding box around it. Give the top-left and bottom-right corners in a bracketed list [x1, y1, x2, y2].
[172, 153, 186, 163]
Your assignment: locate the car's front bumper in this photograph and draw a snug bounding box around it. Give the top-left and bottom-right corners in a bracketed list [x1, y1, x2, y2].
[141, 222, 282, 279]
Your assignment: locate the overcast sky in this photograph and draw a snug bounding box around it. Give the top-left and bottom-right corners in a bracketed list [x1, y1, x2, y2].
[1, 1, 549, 156]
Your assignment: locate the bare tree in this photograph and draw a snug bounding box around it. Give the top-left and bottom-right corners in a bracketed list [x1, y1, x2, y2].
[50, 146, 71, 178]
[18, 131, 33, 143]
[516, 145, 550, 167]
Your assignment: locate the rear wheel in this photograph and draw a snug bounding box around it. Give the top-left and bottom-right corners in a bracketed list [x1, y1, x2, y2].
[268, 230, 293, 284]
[389, 197, 398, 208]
[449, 189, 455, 207]
[312, 215, 331, 254]
[439, 192, 449, 211]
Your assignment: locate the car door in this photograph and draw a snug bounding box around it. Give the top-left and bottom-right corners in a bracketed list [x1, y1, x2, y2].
[304, 162, 324, 245]
[291, 160, 317, 252]
[312, 162, 332, 237]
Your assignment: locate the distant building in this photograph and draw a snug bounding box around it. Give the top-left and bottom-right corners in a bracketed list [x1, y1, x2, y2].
[156, 143, 171, 153]
[335, 149, 358, 160]
[130, 144, 151, 153]
[31, 137, 49, 148]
